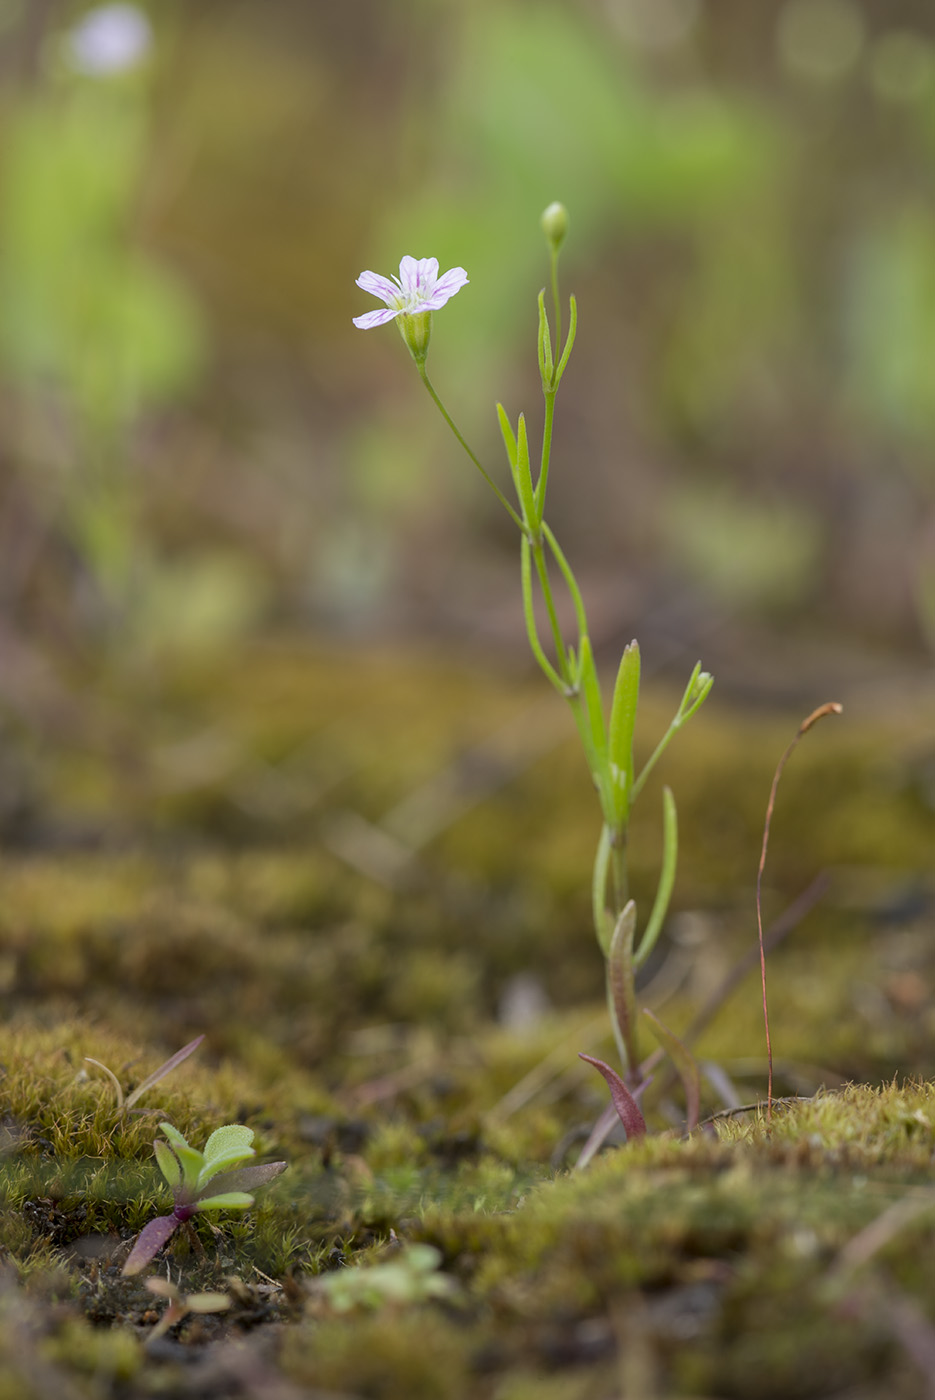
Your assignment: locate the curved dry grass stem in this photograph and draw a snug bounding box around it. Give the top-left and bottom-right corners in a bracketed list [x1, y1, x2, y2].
[758, 702, 843, 1125]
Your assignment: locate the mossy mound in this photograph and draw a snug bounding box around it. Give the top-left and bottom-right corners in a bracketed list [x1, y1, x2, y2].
[0, 642, 933, 1397]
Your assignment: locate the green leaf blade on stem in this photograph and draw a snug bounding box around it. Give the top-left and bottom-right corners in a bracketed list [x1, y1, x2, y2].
[514, 413, 539, 530]
[495, 402, 518, 468]
[643, 1008, 701, 1133]
[608, 641, 640, 825]
[634, 786, 678, 969]
[520, 535, 565, 693]
[592, 823, 613, 956]
[555, 293, 578, 384]
[576, 634, 613, 817]
[607, 899, 639, 1072]
[537, 289, 554, 385]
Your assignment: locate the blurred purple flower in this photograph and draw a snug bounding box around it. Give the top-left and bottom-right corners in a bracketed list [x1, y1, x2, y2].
[66, 3, 152, 75]
[353, 257, 468, 329]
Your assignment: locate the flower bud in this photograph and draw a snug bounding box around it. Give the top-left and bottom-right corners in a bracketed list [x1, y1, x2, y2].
[541, 202, 568, 252]
[397, 309, 432, 366]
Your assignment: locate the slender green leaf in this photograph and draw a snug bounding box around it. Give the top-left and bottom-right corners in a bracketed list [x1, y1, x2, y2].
[495, 402, 517, 466]
[537, 288, 554, 385]
[555, 294, 578, 383]
[125, 1035, 204, 1111]
[592, 822, 613, 955]
[520, 535, 565, 692]
[84, 1057, 124, 1111]
[635, 787, 678, 968]
[607, 900, 639, 1070]
[643, 1009, 701, 1132]
[514, 413, 539, 528]
[607, 641, 640, 824]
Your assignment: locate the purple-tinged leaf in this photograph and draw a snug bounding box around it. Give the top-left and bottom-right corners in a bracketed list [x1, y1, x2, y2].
[643, 1008, 701, 1133]
[124, 1035, 205, 1111]
[205, 1161, 287, 1197]
[122, 1214, 180, 1276]
[578, 1054, 647, 1140]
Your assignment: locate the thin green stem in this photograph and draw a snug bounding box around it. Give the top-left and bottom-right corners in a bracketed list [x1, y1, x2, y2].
[419, 369, 524, 531]
[608, 827, 628, 918]
[536, 391, 556, 524]
[549, 248, 562, 365]
[630, 716, 683, 805]
[520, 536, 566, 694]
[592, 823, 612, 954]
[531, 538, 569, 678]
[542, 523, 588, 640]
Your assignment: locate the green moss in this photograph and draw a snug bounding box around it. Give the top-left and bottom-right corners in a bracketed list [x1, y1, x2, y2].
[0, 643, 933, 1395]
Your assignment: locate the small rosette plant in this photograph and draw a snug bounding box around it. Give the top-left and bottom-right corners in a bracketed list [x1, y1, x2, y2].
[123, 1123, 286, 1276]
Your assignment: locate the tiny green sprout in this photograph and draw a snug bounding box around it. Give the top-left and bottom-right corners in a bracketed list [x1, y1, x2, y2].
[319, 1243, 459, 1313]
[122, 1123, 286, 1276]
[84, 1035, 204, 1115]
[143, 1278, 231, 1344]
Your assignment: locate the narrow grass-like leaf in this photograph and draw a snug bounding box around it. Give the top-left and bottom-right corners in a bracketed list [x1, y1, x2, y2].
[592, 823, 613, 956]
[495, 402, 517, 466]
[643, 1008, 701, 1132]
[578, 1054, 647, 1140]
[124, 1035, 204, 1111]
[537, 289, 554, 384]
[555, 294, 577, 382]
[83, 1057, 124, 1112]
[634, 787, 677, 969]
[514, 413, 538, 529]
[607, 641, 640, 825]
[520, 535, 565, 693]
[607, 900, 639, 1071]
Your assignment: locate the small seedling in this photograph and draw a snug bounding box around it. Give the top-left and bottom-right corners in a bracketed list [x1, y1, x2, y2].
[318, 1243, 459, 1313]
[122, 1123, 286, 1276]
[84, 1035, 204, 1115]
[143, 1278, 231, 1344]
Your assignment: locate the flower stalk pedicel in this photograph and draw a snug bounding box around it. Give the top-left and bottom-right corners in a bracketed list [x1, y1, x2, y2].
[354, 208, 713, 1143]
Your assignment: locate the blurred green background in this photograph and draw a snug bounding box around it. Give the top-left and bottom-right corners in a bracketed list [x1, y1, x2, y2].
[2, 0, 935, 690]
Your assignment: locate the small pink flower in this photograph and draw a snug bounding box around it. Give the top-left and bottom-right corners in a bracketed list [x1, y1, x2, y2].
[353, 256, 469, 329]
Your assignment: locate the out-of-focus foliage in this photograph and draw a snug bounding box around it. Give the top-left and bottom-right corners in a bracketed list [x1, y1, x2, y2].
[0, 0, 933, 665]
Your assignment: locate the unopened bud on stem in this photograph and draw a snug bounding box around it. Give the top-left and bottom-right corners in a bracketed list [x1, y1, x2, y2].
[541, 202, 568, 253]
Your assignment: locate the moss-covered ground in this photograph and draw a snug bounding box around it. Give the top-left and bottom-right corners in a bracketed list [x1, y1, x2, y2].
[1, 642, 933, 1397]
